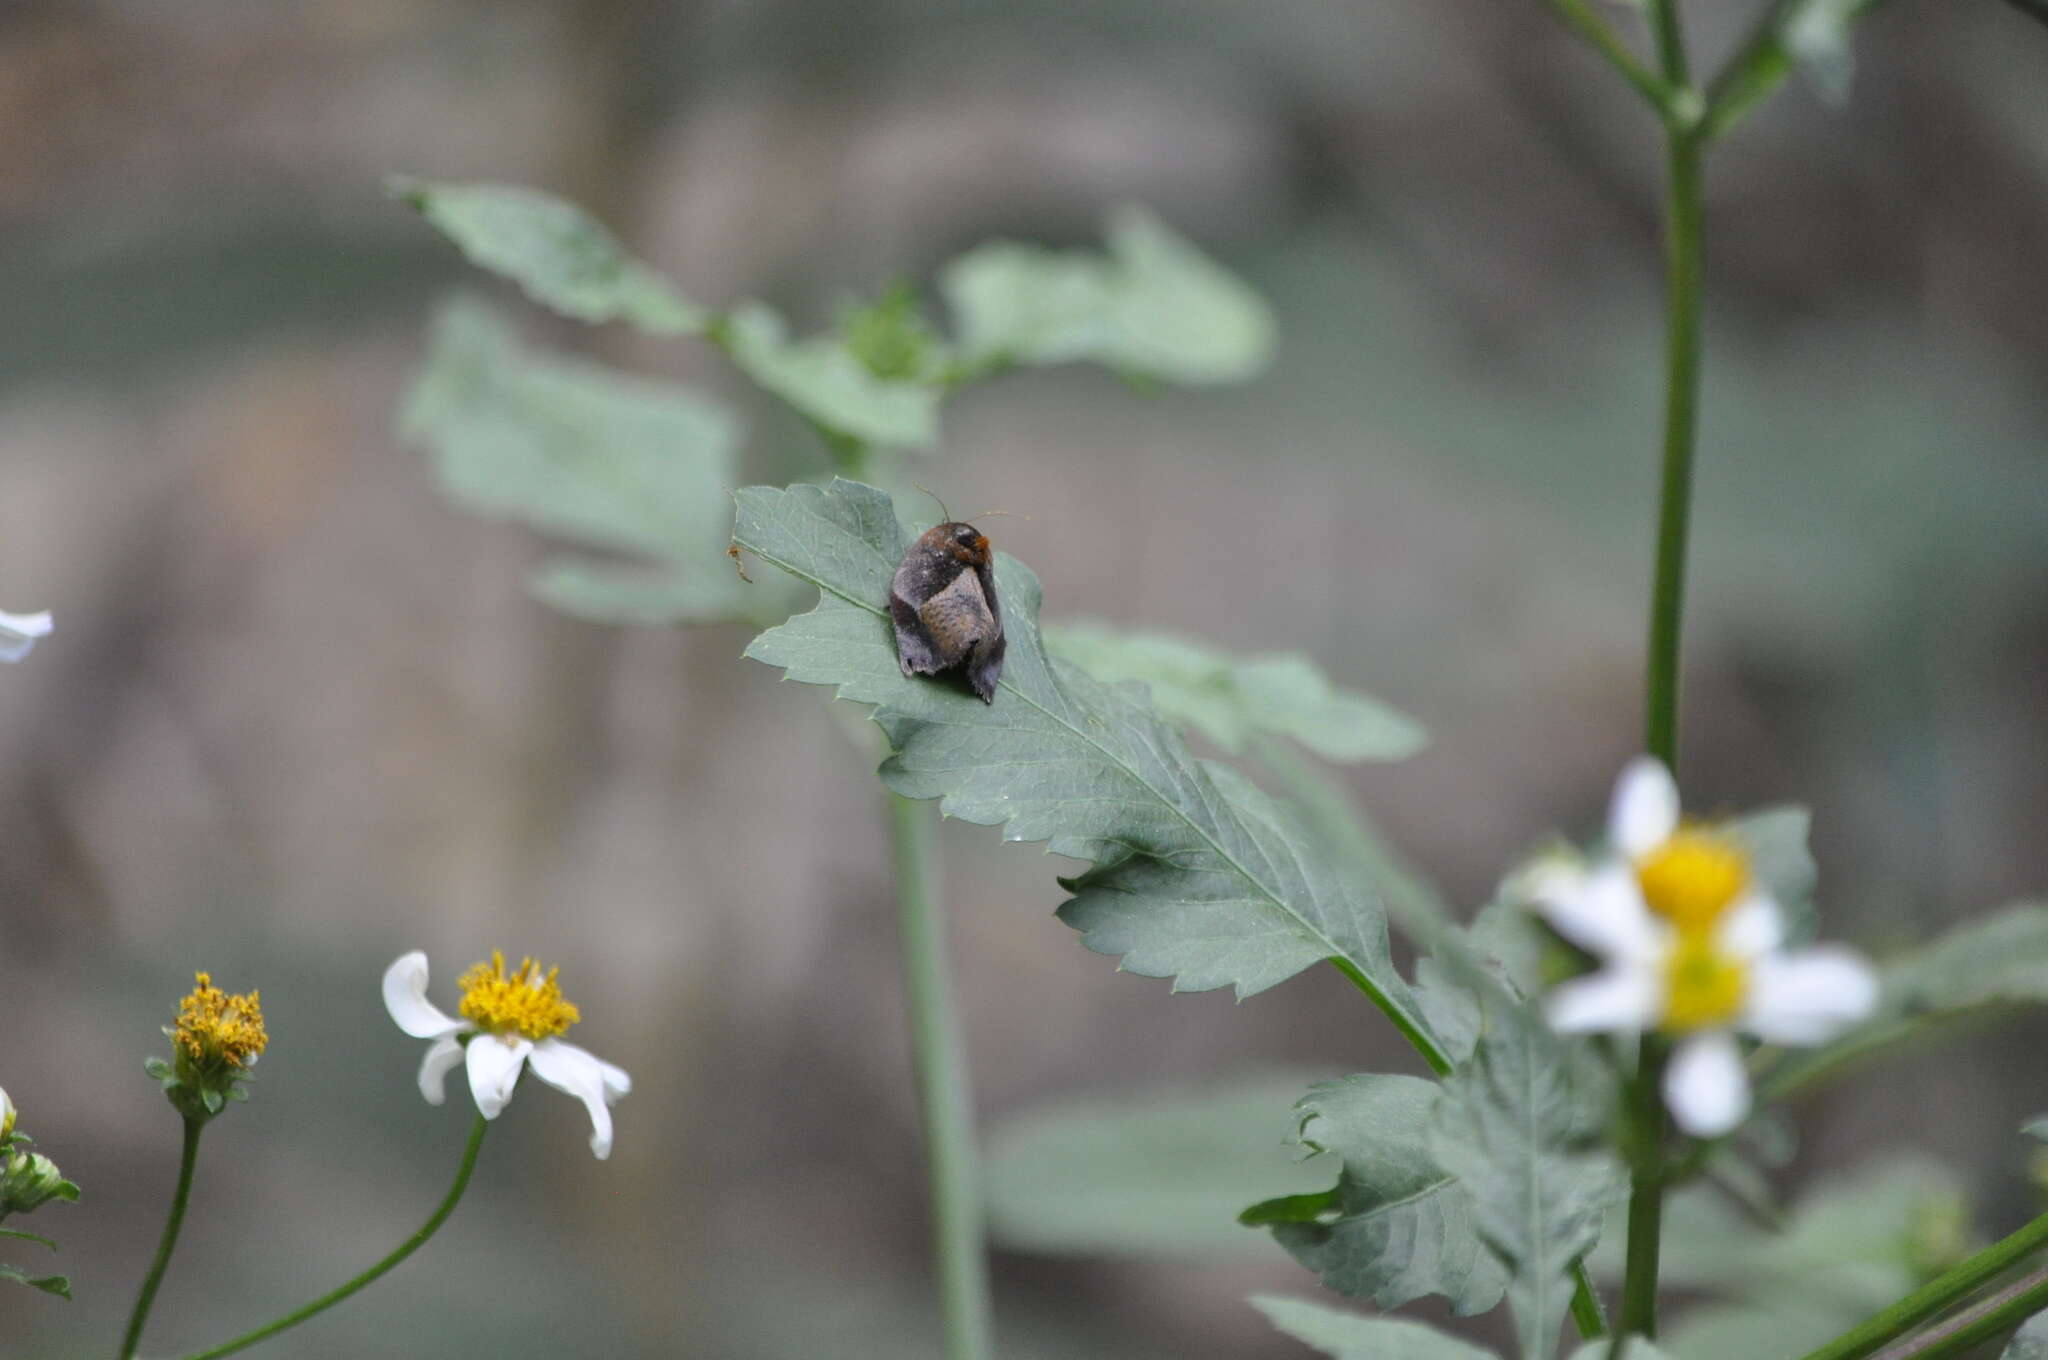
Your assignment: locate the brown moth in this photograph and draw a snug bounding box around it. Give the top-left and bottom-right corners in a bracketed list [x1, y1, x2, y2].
[890, 521, 1005, 703]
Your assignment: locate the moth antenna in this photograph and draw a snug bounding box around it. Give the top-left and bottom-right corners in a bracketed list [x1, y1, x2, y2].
[910, 481, 952, 523]
[970, 509, 1031, 522]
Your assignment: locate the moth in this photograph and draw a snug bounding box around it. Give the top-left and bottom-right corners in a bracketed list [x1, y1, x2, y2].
[890, 520, 1006, 703]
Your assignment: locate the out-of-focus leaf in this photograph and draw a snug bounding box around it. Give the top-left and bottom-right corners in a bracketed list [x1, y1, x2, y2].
[1045, 621, 1424, 762]
[942, 205, 1275, 385]
[1728, 806, 1818, 937]
[0, 1264, 68, 1299]
[733, 481, 1438, 1037]
[1882, 904, 2048, 1015]
[390, 178, 706, 334]
[1249, 1294, 1497, 1360]
[2006, 1311, 2048, 1360]
[400, 298, 771, 626]
[1432, 1014, 1624, 1360]
[1566, 1345, 1672, 1360]
[1260, 1074, 1507, 1316]
[982, 1073, 1329, 1261]
[720, 303, 940, 451]
[1587, 1157, 1966, 1360]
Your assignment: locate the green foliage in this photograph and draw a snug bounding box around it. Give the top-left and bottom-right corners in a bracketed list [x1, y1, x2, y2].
[399, 298, 776, 626]
[1044, 621, 1424, 763]
[0, 1263, 69, 1299]
[1431, 1014, 1624, 1360]
[732, 480, 1434, 1036]
[1251, 1074, 1507, 1315]
[1250, 1294, 1497, 1360]
[717, 302, 941, 451]
[389, 178, 707, 335]
[981, 1073, 1331, 1262]
[1588, 1157, 1967, 1360]
[940, 205, 1276, 385]
[1882, 904, 2048, 1015]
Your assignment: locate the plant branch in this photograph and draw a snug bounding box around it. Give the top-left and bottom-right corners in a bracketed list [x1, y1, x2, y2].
[888, 793, 994, 1360]
[120, 1116, 204, 1359]
[1795, 1207, 2048, 1360]
[179, 1111, 489, 1359]
[1869, 1263, 2048, 1360]
[1542, 0, 1681, 122]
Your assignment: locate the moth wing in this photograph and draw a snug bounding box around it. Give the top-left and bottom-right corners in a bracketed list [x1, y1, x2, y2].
[916, 566, 995, 670]
[890, 589, 943, 676]
[965, 629, 1006, 704]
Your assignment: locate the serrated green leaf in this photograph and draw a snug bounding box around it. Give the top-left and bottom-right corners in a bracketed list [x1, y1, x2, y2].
[2006, 1311, 2048, 1360]
[1249, 1294, 1497, 1360]
[733, 480, 1438, 1037]
[942, 204, 1274, 385]
[1044, 621, 1424, 763]
[721, 303, 940, 450]
[1264, 1075, 1508, 1316]
[1431, 1017, 1624, 1360]
[0, 1264, 69, 1299]
[400, 297, 774, 626]
[982, 1073, 1331, 1262]
[390, 178, 706, 334]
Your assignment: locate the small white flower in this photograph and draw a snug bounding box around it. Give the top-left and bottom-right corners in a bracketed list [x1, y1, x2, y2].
[382, 950, 631, 1159]
[1529, 757, 1878, 1138]
[0, 610, 52, 663]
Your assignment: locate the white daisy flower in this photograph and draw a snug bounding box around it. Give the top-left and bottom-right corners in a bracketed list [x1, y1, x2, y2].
[382, 950, 631, 1159]
[0, 610, 52, 663]
[1528, 757, 1878, 1138]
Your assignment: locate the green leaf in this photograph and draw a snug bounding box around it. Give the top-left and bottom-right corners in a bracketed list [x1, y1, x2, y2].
[2006, 1311, 2048, 1360]
[1431, 1016, 1624, 1360]
[390, 178, 706, 334]
[941, 204, 1275, 386]
[1249, 1294, 1497, 1360]
[1883, 903, 2048, 1015]
[1727, 806, 1818, 941]
[982, 1072, 1333, 1262]
[720, 302, 940, 450]
[1044, 621, 1425, 763]
[733, 480, 1438, 1038]
[0, 1264, 69, 1299]
[400, 297, 773, 626]
[0, 1229, 57, 1250]
[1264, 1075, 1507, 1316]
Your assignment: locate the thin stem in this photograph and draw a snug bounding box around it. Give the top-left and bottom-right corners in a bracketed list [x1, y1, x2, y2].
[1795, 1206, 2048, 1360]
[1643, 124, 1706, 770]
[1869, 1263, 2048, 1360]
[1645, 0, 1690, 84]
[178, 1112, 489, 1360]
[887, 793, 994, 1360]
[1613, 1035, 1672, 1351]
[120, 1116, 205, 1359]
[1542, 0, 1678, 121]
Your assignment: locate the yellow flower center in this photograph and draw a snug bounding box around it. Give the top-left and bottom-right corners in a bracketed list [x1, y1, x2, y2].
[457, 951, 580, 1041]
[1635, 830, 1749, 935]
[175, 972, 269, 1068]
[1661, 935, 1748, 1031]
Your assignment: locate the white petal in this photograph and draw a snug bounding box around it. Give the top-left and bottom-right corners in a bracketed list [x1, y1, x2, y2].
[1743, 946, 1880, 1046]
[1664, 1031, 1751, 1137]
[464, 1035, 530, 1119]
[383, 952, 465, 1039]
[1536, 861, 1662, 963]
[529, 1039, 627, 1160]
[0, 610, 51, 663]
[1610, 757, 1680, 859]
[1717, 893, 1785, 961]
[416, 1034, 464, 1105]
[1547, 965, 1661, 1034]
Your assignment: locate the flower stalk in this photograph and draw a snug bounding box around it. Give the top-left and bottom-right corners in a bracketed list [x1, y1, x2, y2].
[177, 1112, 489, 1360]
[120, 1116, 203, 1359]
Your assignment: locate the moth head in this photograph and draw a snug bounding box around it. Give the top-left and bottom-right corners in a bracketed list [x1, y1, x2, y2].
[925, 521, 991, 565]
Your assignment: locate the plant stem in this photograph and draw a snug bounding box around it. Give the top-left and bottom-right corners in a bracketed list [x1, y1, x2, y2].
[1542, 0, 1677, 119]
[120, 1116, 204, 1359]
[1614, 1035, 1672, 1353]
[1868, 1262, 2048, 1360]
[887, 793, 994, 1360]
[1794, 1206, 2048, 1360]
[177, 1112, 488, 1359]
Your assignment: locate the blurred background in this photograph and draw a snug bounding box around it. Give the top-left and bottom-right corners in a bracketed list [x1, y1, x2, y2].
[3, 0, 2047, 1355]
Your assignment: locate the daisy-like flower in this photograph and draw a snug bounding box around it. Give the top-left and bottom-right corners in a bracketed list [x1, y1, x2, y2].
[383, 950, 630, 1159]
[0, 610, 52, 663]
[1529, 757, 1878, 1138]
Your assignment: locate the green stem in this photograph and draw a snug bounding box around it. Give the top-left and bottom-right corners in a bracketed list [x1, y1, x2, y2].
[1614, 1035, 1672, 1351]
[1869, 1263, 2048, 1360]
[1794, 1207, 2048, 1360]
[887, 793, 994, 1360]
[178, 1112, 488, 1360]
[1542, 0, 1678, 120]
[120, 1116, 204, 1359]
